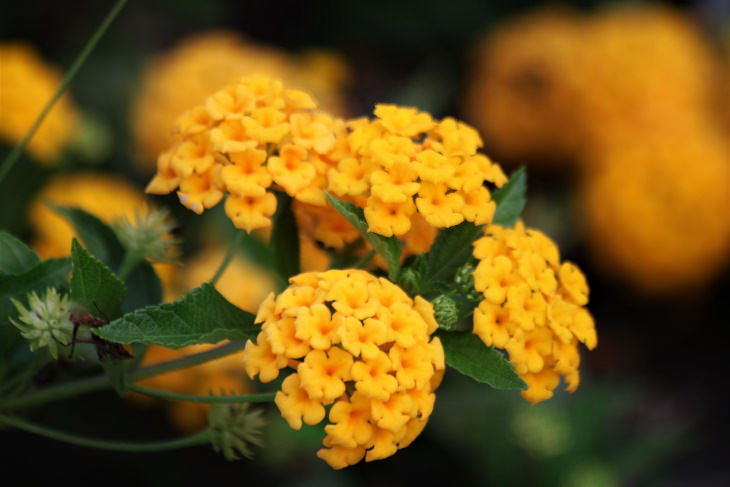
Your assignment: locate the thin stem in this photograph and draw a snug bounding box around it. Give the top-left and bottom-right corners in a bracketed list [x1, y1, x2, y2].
[130, 341, 244, 381]
[353, 249, 376, 269]
[0, 414, 210, 452]
[0, 341, 245, 411]
[117, 250, 142, 281]
[0, 0, 127, 184]
[210, 231, 245, 285]
[128, 385, 275, 404]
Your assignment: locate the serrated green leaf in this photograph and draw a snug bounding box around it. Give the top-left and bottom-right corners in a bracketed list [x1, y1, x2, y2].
[492, 167, 527, 227]
[412, 221, 483, 294]
[270, 193, 300, 281]
[0, 231, 40, 275]
[96, 283, 259, 348]
[325, 192, 402, 278]
[0, 258, 71, 326]
[70, 239, 125, 319]
[50, 205, 125, 268]
[438, 331, 525, 390]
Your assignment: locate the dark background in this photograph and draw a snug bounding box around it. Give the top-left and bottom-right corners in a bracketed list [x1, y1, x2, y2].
[1, 1, 729, 485]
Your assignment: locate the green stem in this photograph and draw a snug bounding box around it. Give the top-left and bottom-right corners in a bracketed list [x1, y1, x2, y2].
[0, 341, 245, 411]
[353, 249, 376, 269]
[0, 0, 127, 185]
[117, 250, 142, 281]
[0, 414, 210, 452]
[210, 231, 245, 285]
[128, 385, 275, 404]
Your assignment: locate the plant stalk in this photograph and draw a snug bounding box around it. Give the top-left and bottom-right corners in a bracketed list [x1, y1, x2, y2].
[128, 385, 275, 404]
[0, 0, 127, 184]
[210, 231, 246, 285]
[0, 414, 210, 452]
[0, 341, 245, 410]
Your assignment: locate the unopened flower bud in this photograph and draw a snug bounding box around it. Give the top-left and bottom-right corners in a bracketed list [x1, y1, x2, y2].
[114, 207, 179, 262]
[398, 267, 420, 294]
[209, 403, 266, 461]
[432, 294, 459, 330]
[455, 261, 481, 301]
[11, 288, 74, 359]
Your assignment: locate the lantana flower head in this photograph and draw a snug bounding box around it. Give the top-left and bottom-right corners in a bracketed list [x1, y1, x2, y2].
[471, 221, 597, 404]
[303, 104, 507, 249]
[146, 75, 342, 233]
[243, 269, 445, 469]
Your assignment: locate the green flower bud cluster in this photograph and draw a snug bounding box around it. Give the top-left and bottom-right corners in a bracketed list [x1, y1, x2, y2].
[454, 261, 481, 301]
[432, 294, 459, 330]
[114, 207, 178, 262]
[209, 403, 266, 460]
[11, 288, 74, 359]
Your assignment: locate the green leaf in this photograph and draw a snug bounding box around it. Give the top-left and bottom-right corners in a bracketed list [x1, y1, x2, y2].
[411, 222, 483, 294]
[437, 331, 525, 390]
[50, 205, 162, 312]
[492, 167, 527, 227]
[70, 239, 125, 319]
[325, 192, 402, 278]
[0, 231, 40, 275]
[0, 258, 71, 325]
[50, 205, 125, 268]
[269, 193, 300, 281]
[96, 283, 259, 348]
[123, 263, 163, 313]
[239, 232, 275, 270]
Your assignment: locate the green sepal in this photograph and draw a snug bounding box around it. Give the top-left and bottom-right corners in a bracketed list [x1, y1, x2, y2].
[325, 192, 402, 279]
[491, 167, 527, 228]
[269, 193, 300, 282]
[437, 330, 526, 390]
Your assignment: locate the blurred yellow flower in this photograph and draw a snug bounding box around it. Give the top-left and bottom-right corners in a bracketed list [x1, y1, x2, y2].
[28, 172, 178, 297]
[131, 31, 350, 169]
[464, 5, 725, 169]
[134, 343, 250, 433]
[30, 172, 148, 258]
[0, 42, 79, 162]
[580, 123, 730, 295]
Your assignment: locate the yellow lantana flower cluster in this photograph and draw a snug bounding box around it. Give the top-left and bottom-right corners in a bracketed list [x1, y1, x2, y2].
[324, 105, 508, 238]
[146, 75, 341, 232]
[31, 172, 150, 258]
[472, 222, 597, 404]
[131, 31, 350, 168]
[243, 269, 445, 469]
[0, 42, 79, 162]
